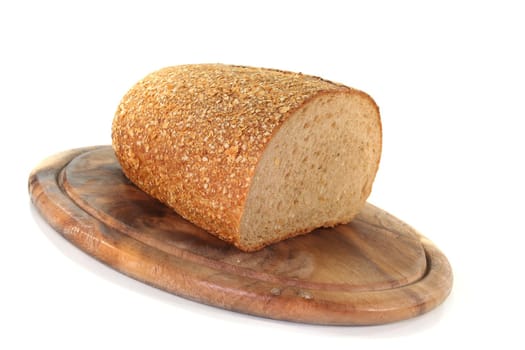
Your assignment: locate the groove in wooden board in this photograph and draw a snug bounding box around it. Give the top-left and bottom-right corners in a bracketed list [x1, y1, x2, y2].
[28, 146, 453, 325]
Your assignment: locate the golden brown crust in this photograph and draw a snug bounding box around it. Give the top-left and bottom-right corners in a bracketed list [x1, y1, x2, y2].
[112, 64, 372, 249]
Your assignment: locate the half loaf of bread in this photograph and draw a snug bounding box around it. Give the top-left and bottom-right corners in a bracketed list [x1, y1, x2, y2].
[112, 64, 382, 251]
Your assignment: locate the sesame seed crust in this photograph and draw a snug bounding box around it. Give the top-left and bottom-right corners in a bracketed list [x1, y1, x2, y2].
[112, 64, 354, 246]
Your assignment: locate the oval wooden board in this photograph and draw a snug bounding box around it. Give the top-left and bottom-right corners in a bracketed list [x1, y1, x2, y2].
[29, 146, 452, 325]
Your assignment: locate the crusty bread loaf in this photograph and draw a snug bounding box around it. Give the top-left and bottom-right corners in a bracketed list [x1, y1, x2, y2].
[112, 64, 382, 251]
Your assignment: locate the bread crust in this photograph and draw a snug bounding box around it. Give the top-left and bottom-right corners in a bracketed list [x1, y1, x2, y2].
[112, 64, 381, 251]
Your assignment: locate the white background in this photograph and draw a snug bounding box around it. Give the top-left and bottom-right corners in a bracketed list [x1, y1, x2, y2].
[2, 1, 524, 348]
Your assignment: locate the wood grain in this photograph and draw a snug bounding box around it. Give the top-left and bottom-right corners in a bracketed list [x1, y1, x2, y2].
[28, 146, 452, 325]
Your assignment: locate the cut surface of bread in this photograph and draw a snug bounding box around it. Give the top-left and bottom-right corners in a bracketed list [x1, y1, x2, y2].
[112, 64, 382, 251]
[239, 92, 381, 250]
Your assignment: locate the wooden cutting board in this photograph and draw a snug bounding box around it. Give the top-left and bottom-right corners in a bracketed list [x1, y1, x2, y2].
[29, 146, 452, 325]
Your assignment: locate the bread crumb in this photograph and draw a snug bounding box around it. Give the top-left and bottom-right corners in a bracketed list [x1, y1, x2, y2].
[298, 290, 313, 300]
[270, 287, 281, 296]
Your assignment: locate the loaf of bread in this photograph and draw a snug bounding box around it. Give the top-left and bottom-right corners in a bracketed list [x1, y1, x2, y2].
[112, 64, 382, 251]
